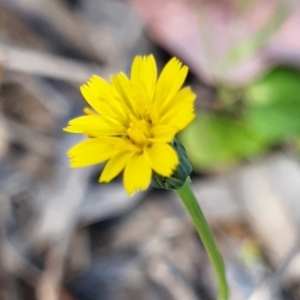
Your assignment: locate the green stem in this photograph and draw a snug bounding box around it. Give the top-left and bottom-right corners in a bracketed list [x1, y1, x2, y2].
[175, 179, 229, 300]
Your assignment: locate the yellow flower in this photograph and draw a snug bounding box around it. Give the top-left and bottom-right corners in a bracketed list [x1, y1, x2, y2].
[64, 55, 196, 195]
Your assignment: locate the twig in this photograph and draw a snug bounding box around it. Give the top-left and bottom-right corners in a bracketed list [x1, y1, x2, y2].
[0, 0, 102, 63]
[0, 44, 105, 83]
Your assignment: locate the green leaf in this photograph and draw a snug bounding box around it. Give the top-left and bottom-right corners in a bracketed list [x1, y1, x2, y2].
[245, 67, 300, 142]
[180, 114, 265, 171]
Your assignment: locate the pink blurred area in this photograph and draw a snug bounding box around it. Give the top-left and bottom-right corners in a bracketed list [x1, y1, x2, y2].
[129, 0, 300, 86]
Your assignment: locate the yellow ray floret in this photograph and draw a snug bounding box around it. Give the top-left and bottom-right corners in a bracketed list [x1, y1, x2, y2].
[64, 55, 196, 195]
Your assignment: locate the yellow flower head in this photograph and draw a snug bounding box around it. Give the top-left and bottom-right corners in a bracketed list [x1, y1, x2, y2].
[64, 55, 196, 195]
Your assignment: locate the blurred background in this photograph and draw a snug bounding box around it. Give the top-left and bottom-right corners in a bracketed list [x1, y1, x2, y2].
[1, 0, 300, 299]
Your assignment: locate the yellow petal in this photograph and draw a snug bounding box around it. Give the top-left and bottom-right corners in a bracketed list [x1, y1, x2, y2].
[159, 87, 196, 131]
[80, 76, 112, 112]
[145, 143, 178, 177]
[110, 73, 140, 119]
[63, 115, 125, 136]
[83, 107, 97, 116]
[153, 57, 188, 108]
[164, 107, 195, 132]
[68, 137, 130, 167]
[123, 153, 152, 195]
[159, 87, 195, 116]
[131, 55, 157, 104]
[80, 76, 126, 121]
[99, 151, 134, 183]
[150, 125, 176, 142]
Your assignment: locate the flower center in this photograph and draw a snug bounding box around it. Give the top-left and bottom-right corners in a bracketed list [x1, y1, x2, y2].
[127, 119, 152, 147]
